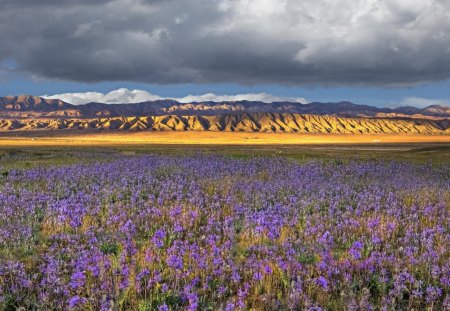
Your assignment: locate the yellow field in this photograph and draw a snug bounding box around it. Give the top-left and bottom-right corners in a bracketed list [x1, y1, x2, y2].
[0, 131, 449, 146]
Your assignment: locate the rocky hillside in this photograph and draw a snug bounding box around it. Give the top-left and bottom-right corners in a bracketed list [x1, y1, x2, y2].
[1, 113, 449, 134]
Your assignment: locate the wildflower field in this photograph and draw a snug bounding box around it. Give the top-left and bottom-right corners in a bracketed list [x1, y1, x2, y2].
[0, 149, 449, 310]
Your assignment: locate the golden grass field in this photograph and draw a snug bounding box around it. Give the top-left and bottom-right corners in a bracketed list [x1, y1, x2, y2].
[0, 131, 450, 146]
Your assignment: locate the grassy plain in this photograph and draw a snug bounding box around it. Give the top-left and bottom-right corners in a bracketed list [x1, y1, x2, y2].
[0, 131, 449, 170]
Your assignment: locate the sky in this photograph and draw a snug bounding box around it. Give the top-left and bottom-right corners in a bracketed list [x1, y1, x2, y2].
[1, 0, 450, 107]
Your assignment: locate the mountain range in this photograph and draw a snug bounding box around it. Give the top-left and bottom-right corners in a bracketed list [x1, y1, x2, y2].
[1, 95, 449, 119]
[0, 95, 449, 134]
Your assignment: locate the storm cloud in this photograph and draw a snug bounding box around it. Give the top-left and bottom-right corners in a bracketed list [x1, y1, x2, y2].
[1, 0, 450, 86]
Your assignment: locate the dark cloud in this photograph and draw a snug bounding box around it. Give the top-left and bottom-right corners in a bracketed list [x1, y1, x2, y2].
[0, 0, 112, 7]
[1, 0, 450, 86]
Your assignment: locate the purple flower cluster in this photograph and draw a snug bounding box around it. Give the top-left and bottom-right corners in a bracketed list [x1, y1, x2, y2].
[0, 155, 449, 310]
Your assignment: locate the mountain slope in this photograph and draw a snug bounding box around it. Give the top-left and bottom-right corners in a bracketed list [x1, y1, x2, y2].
[420, 105, 450, 116]
[0, 95, 74, 111]
[1, 113, 449, 134]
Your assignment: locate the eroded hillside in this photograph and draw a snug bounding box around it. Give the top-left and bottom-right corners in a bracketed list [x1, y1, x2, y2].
[1, 113, 449, 134]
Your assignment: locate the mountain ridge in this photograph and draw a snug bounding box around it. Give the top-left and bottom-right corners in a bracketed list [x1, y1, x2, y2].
[0, 95, 449, 119]
[1, 95, 449, 135]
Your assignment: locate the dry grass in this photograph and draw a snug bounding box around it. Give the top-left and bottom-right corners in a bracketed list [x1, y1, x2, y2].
[0, 131, 449, 146]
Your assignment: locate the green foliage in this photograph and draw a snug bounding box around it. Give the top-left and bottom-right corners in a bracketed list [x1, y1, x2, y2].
[297, 253, 319, 265]
[100, 242, 120, 255]
[1, 294, 18, 311]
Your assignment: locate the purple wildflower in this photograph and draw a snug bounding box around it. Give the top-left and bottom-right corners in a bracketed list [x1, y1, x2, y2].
[69, 271, 86, 289]
[68, 296, 87, 309]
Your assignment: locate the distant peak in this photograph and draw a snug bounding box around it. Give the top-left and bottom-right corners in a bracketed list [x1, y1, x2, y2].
[424, 104, 449, 109]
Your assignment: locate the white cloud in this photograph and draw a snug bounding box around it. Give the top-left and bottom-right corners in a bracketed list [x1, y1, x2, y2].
[43, 88, 161, 105]
[397, 97, 449, 108]
[177, 92, 307, 104]
[43, 88, 308, 105]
